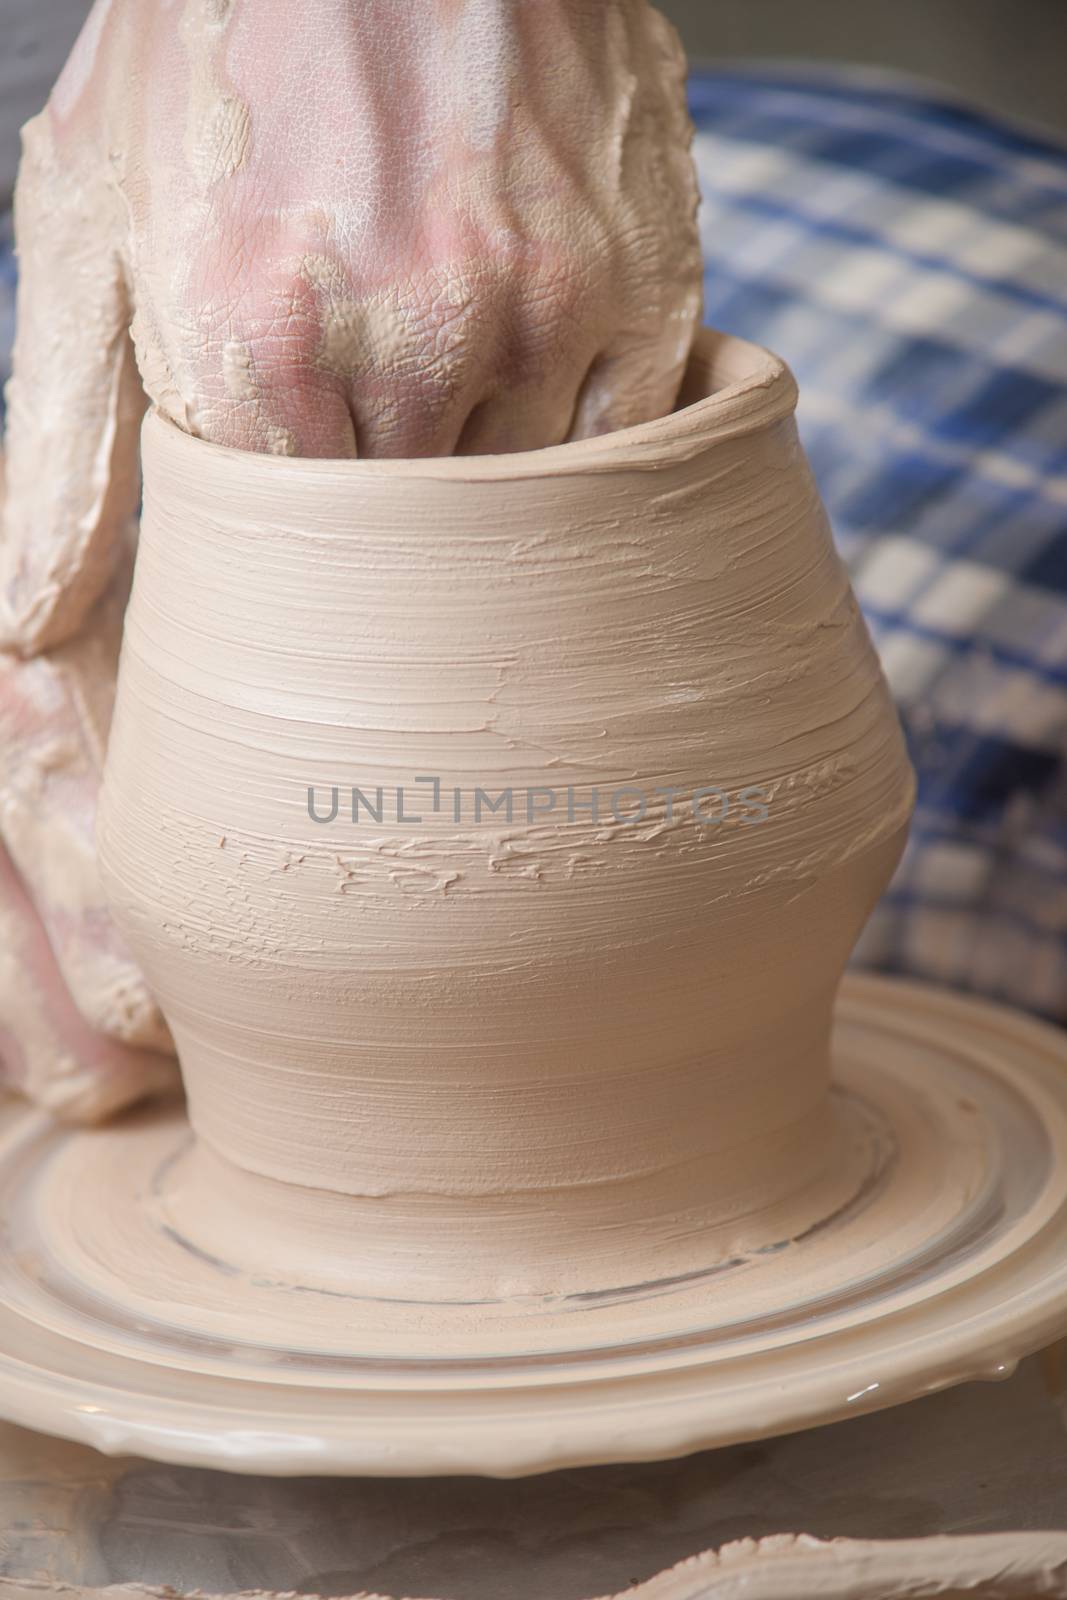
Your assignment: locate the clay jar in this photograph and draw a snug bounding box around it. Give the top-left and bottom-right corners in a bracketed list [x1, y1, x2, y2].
[97, 329, 915, 1304]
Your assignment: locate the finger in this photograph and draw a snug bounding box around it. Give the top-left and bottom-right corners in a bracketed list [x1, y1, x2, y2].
[180, 261, 359, 460]
[569, 340, 693, 442]
[190, 339, 359, 460]
[0, 840, 177, 1125]
[347, 306, 596, 458]
[453, 377, 592, 457]
[0, 565, 172, 1054]
[349, 380, 468, 460]
[305, 268, 480, 458]
[0, 110, 145, 657]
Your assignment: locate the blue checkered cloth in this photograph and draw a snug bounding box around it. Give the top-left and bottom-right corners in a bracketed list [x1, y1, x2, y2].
[2, 66, 1066, 1018]
[687, 67, 1067, 1021]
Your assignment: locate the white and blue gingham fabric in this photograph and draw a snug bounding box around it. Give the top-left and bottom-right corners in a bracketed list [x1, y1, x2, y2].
[688, 66, 1067, 1021]
[2, 66, 1066, 1019]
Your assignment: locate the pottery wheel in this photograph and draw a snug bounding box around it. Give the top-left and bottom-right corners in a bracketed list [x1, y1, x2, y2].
[0, 973, 1065, 1476]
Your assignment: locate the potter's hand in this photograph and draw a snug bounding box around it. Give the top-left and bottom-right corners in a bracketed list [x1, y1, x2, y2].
[0, 0, 699, 1119]
[121, 0, 703, 461]
[4, 0, 701, 643]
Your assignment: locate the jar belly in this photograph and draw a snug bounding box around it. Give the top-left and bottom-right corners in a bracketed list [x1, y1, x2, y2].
[97, 641, 908, 1296]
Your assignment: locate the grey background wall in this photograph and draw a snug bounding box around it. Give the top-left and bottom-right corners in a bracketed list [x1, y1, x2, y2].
[658, 0, 1067, 139]
[2, 0, 91, 202]
[2, 1, 1066, 205]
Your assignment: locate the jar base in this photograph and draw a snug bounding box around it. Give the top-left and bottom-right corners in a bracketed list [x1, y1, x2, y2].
[0, 975, 1064, 1476]
[143, 1091, 874, 1305]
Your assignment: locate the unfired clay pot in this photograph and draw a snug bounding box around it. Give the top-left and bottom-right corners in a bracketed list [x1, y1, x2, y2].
[97, 328, 915, 1305]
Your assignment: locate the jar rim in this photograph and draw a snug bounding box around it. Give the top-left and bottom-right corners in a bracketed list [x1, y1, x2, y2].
[141, 327, 797, 484]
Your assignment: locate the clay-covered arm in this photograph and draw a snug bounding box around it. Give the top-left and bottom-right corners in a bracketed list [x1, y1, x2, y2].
[1, 109, 145, 656]
[0, 109, 174, 1118]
